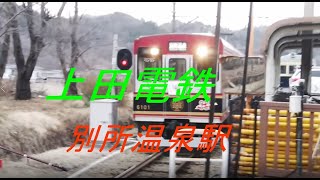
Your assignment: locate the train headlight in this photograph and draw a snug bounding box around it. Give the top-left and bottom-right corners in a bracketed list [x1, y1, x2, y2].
[196, 46, 208, 58]
[150, 47, 160, 56]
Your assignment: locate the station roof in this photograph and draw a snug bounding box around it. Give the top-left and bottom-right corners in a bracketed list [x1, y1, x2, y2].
[261, 17, 320, 54]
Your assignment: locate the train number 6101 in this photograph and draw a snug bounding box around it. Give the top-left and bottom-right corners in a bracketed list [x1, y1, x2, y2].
[136, 105, 151, 110]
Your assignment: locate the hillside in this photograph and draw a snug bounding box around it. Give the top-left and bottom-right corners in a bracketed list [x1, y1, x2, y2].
[4, 9, 319, 70]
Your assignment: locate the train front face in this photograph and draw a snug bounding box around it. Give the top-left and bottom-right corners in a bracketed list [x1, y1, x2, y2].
[132, 34, 225, 143]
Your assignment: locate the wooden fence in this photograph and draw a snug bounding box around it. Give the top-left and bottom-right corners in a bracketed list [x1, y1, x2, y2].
[258, 101, 320, 178]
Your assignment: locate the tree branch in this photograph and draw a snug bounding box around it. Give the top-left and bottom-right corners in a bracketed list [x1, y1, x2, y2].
[25, 2, 47, 79]
[77, 24, 99, 42]
[0, 26, 10, 38]
[70, 2, 79, 68]
[55, 2, 68, 80]
[0, 32, 10, 78]
[77, 46, 91, 59]
[8, 2, 25, 71]
[57, 2, 66, 17]
[76, 42, 116, 58]
[39, 2, 46, 44]
[79, 56, 91, 69]
[0, 7, 27, 31]
[79, 13, 84, 22]
[25, 2, 35, 42]
[0, 27, 23, 38]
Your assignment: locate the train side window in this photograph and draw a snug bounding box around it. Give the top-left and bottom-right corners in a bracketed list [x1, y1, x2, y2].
[280, 65, 286, 74]
[289, 65, 295, 74]
[169, 58, 186, 80]
[311, 70, 320, 77]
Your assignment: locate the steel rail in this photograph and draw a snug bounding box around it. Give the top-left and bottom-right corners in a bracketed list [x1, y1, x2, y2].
[114, 151, 163, 178]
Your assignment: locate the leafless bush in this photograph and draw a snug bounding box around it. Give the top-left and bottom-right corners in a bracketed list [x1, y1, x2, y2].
[0, 79, 15, 97]
[78, 74, 133, 108]
[0, 111, 89, 161]
[78, 74, 109, 106]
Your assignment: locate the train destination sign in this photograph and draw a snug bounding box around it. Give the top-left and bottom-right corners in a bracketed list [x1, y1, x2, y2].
[168, 42, 187, 52]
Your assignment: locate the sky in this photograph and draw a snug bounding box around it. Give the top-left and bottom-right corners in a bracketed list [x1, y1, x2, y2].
[34, 2, 320, 30]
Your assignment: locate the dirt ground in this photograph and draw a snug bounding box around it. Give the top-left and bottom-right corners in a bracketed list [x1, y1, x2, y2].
[0, 88, 136, 178]
[0, 95, 223, 178]
[0, 81, 223, 178]
[0, 144, 223, 178]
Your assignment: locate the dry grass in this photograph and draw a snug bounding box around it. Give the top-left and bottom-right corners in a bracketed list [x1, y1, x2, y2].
[0, 116, 89, 161]
[0, 97, 89, 161]
[78, 75, 107, 102]
[0, 72, 135, 161]
[78, 74, 133, 108]
[0, 79, 15, 97]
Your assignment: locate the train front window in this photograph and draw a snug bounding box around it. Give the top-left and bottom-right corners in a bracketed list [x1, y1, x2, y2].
[193, 57, 216, 81]
[193, 47, 216, 81]
[169, 58, 186, 80]
[137, 47, 162, 81]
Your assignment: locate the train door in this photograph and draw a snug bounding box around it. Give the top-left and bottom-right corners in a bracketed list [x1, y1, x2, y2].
[164, 55, 192, 94]
[164, 55, 192, 116]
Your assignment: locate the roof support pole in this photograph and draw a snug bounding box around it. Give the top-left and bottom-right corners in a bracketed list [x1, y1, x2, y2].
[234, 2, 253, 177]
[205, 2, 221, 178]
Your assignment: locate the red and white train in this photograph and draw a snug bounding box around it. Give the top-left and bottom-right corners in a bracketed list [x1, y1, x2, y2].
[126, 33, 245, 136]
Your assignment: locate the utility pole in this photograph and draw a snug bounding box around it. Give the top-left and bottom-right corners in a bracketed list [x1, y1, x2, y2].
[248, 6, 254, 56]
[304, 2, 314, 16]
[301, 2, 314, 94]
[249, 4, 254, 71]
[234, 2, 253, 178]
[296, 2, 314, 176]
[111, 34, 119, 95]
[172, 2, 176, 33]
[204, 2, 221, 178]
[112, 34, 118, 70]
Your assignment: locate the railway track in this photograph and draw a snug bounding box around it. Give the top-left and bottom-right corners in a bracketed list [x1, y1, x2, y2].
[114, 151, 194, 178]
[66, 141, 224, 178]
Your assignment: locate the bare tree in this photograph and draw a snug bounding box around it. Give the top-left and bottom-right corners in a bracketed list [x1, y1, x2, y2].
[0, 2, 26, 78]
[0, 3, 7, 87]
[55, 2, 68, 80]
[55, 2, 81, 95]
[0, 6, 27, 38]
[68, 2, 80, 95]
[8, 2, 50, 100]
[0, 32, 10, 79]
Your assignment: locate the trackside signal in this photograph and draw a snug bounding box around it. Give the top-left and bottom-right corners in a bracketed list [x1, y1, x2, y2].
[117, 49, 132, 70]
